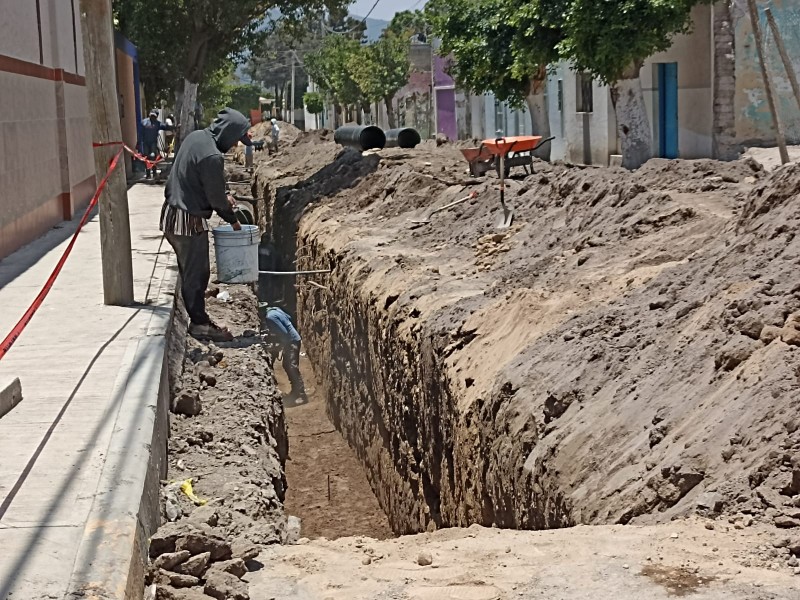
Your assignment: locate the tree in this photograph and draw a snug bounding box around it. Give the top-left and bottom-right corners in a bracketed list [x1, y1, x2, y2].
[304, 35, 364, 127]
[115, 0, 349, 144]
[303, 91, 324, 114]
[426, 0, 562, 157]
[348, 36, 410, 128]
[304, 91, 324, 127]
[558, 0, 711, 169]
[384, 9, 431, 42]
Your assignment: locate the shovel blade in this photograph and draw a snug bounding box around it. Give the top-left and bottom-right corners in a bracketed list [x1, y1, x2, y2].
[495, 206, 514, 230]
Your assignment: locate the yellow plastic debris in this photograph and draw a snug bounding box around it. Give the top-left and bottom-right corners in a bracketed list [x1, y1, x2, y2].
[180, 478, 207, 506]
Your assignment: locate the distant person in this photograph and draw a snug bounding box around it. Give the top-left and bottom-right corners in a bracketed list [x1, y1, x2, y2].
[260, 303, 307, 405]
[268, 118, 280, 155]
[140, 110, 171, 179]
[160, 107, 253, 342]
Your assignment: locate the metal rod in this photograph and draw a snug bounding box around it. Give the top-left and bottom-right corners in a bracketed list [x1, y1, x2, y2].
[765, 7, 800, 114]
[747, 0, 789, 165]
[258, 269, 332, 275]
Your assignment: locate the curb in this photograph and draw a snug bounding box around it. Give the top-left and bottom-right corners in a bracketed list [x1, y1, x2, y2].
[65, 252, 183, 600]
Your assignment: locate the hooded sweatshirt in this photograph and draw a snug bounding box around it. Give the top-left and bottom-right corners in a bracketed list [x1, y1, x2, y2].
[164, 107, 250, 224]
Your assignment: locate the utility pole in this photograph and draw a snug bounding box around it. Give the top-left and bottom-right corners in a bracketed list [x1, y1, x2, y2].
[764, 7, 800, 114]
[747, 0, 790, 165]
[290, 51, 296, 128]
[79, 0, 134, 305]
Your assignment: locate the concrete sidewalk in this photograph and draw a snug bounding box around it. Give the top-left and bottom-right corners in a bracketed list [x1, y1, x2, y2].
[0, 184, 176, 600]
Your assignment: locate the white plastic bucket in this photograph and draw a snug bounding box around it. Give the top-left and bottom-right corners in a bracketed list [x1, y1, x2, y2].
[212, 224, 259, 283]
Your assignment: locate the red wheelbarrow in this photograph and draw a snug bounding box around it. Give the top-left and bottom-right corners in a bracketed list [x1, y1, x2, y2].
[460, 135, 554, 178]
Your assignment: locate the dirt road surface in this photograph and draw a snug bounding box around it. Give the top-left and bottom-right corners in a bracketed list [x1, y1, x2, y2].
[250, 520, 800, 599]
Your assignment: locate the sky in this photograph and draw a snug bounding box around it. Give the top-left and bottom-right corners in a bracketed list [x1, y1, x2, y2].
[349, 0, 428, 22]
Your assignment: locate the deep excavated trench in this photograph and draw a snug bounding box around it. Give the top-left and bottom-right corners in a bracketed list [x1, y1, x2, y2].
[251, 135, 800, 541]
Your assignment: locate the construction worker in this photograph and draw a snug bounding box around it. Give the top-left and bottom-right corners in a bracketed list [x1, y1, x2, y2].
[140, 110, 170, 179]
[260, 303, 307, 405]
[160, 107, 253, 343]
[268, 118, 280, 155]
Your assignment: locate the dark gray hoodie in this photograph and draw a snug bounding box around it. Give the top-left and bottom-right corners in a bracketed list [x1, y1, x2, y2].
[164, 107, 250, 223]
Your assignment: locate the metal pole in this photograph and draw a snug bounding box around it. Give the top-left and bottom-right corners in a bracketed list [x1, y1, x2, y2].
[765, 7, 800, 114]
[290, 51, 296, 127]
[747, 0, 790, 165]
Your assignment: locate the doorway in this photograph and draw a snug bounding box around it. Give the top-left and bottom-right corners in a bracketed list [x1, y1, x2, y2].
[657, 62, 679, 158]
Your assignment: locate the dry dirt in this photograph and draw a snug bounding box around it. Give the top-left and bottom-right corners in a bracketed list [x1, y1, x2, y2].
[251, 134, 800, 564]
[248, 519, 800, 599]
[277, 355, 394, 540]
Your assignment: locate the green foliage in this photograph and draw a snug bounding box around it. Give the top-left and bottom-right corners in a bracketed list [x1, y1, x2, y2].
[303, 91, 325, 114]
[426, 0, 562, 107]
[558, 0, 712, 84]
[198, 65, 264, 125]
[383, 9, 430, 41]
[114, 0, 349, 102]
[348, 36, 410, 104]
[304, 35, 363, 106]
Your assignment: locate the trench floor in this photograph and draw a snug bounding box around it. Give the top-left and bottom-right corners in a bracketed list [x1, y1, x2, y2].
[274, 354, 394, 540]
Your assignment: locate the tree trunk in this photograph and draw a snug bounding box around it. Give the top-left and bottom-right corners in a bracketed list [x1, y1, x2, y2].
[177, 33, 209, 145]
[525, 73, 551, 160]
[610, 62, 653, 170]
[384, 96, 397, 129]
[178, 78, 198, 144]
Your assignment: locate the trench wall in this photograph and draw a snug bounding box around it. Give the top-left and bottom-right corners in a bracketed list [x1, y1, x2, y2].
[256, 144, 800, 536]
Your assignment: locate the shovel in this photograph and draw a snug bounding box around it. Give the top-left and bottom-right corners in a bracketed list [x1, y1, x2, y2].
[410, 191, 478, 226]
[495, 150, 514, 229]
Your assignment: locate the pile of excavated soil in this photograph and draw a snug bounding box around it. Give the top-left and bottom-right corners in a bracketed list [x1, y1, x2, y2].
[252, 136, 800, 572]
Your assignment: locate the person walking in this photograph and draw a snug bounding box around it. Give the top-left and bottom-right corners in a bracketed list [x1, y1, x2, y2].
[260, 303, 307, 405]
[160, 107, 253, 342]
[268, 118, 280, 155]
[140, 110, 170, 179]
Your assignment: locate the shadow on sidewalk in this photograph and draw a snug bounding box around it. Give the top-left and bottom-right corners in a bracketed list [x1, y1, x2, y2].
[0, 207, 100, 293]
[0, 236, 171, 598]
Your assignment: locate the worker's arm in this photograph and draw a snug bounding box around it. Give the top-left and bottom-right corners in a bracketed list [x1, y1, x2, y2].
[198, 154, 240, 227]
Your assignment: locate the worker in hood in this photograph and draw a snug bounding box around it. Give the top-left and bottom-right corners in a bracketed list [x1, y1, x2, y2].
[160, 107, 253, 342]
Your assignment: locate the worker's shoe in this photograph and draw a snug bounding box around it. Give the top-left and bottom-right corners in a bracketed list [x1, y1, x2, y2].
[189, 322, 233, 342]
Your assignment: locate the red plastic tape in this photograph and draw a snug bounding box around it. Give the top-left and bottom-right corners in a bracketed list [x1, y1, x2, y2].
[0, 147, 125, 361]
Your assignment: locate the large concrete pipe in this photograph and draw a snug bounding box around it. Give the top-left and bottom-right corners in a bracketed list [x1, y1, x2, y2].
[385, 128, 421, 149]
[334, 126, 386, 151]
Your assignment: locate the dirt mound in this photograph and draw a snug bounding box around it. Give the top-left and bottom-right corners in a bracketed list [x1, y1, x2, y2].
[249, 119, 302, 145]
[251, 136, 800, 560]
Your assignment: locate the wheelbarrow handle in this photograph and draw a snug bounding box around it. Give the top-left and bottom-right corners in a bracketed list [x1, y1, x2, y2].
[533, 136, 556, 151]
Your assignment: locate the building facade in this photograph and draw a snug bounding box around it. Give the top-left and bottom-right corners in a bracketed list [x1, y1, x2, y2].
[0, 0, 96, 260]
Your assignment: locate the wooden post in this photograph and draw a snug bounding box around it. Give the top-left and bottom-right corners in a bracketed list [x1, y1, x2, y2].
[747, 0, 790, 165]
[79, 0, 134, 305]
[765, 7, 800, 113]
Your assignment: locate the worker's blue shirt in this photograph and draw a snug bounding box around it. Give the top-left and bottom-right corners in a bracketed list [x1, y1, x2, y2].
[264, 308, 301, 344]
[141, 118, 167, 145]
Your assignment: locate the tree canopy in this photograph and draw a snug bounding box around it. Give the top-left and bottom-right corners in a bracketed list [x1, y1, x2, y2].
[558, 0, 711, 85]
[425, 0, 562, 109]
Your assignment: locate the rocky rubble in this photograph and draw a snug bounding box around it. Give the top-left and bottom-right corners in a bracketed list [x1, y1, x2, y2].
[252, 132, 799, 573]
[146, 284, 291, 599]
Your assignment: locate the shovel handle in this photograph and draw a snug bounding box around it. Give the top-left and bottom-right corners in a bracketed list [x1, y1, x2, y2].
[431, 191, 478, 215]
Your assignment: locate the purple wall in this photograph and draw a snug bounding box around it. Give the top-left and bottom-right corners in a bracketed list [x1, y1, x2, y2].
[433, 53, 457, 139]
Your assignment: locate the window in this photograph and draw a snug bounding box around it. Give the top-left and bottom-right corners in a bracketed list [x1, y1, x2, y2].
[576, 72, 593, 113]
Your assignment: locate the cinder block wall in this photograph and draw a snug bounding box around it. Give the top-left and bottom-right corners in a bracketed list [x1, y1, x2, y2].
[0, 0, 95, 260]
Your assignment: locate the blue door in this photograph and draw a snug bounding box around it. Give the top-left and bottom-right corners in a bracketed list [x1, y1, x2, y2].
[657, 63, 679, 158]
